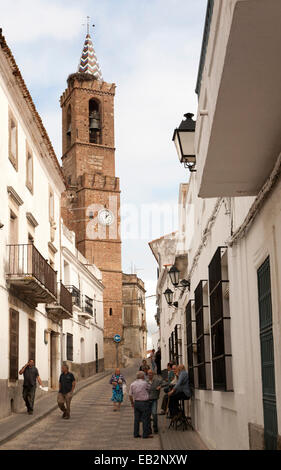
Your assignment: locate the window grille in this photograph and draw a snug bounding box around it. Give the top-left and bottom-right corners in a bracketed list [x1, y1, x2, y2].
[208, 247, 232, 391]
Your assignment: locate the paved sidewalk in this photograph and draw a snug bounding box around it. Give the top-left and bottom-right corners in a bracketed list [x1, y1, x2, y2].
[0, 369, 112, 446]
[158, 413, 208, 450]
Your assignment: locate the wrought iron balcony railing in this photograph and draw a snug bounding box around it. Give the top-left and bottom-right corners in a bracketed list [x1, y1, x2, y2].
[83, 295, 93, 316]
[65, 285, 81, 308]
[59, 282, 73, 316]
[6, 244, 57, 304]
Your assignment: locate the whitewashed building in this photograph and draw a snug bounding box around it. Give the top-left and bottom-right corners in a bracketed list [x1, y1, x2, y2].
[0, 30, 104, 419]
[149, 0, 281, 450]
[61, 223, 104, 379]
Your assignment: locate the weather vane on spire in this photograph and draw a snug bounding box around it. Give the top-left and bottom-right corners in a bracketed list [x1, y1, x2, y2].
[82, 16, 95, 35]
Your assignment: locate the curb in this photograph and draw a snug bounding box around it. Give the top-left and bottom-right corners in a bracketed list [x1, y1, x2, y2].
[0, 370, 112, 446]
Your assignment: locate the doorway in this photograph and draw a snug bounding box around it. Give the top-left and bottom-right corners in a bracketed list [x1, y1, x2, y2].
[95, 343, 99, 373]
[50, 331, 59, 389]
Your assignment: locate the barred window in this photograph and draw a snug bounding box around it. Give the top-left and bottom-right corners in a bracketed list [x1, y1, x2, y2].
[194, 280, 211, 389]
[208, 247, 233, 391]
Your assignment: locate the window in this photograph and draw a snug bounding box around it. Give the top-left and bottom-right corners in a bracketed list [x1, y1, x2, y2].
[9, 309, 19, 381]
[9, 111, 18, 170]
[186, 300, 195, 388]
[66, 333, 73, 361]
[26, 146, 33, 193]
[194, 280, 211, 389]
[9, 210, 18, 245]
[89, 99, 101, 144]
[49, 188, 54, 222]
[169, 330, 177, 364]
[173, 325, 182, 365]
[109, 308, 113, 316]
[208, 247, 233, 391]
[28, 319, 36, 362]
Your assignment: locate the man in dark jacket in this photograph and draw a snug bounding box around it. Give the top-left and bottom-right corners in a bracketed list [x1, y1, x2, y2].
[19, 359, 43, 415]
[146, 369, 165, 433]
[57, 364, 76, 419]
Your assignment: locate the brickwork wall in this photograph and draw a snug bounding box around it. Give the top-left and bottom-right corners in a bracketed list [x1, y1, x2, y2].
[60, 74, 123, 369]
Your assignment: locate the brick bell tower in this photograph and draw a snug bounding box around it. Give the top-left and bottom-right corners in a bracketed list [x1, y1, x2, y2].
[60, 30, 123, 369]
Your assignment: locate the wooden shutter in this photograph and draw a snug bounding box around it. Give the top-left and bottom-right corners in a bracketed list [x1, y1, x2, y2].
[9, 309, 19, 381]
[66, 333, 73, 361]
[28, 319, 36, 362]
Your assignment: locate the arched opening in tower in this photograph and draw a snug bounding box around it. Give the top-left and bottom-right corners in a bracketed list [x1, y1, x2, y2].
[89, 99, 101, 144]
[66, 104, 71, 149]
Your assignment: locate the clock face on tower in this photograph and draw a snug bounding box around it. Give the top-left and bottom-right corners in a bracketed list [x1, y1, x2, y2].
[98, 208, 115, 226]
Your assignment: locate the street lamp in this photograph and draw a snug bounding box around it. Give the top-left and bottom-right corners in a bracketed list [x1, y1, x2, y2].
[168, 265, 180, 287]
[172, 112, 196, 172]
[164, 288, 174, 306]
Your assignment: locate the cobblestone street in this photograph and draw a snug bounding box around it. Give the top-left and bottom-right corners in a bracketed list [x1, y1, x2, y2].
[0, 365, 161, 451]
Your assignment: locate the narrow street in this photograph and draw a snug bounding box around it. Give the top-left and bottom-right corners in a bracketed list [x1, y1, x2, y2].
[0, 364, 161, 451]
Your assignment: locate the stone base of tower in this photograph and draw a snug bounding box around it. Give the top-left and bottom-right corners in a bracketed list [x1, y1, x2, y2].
[104, 338, 125, 370]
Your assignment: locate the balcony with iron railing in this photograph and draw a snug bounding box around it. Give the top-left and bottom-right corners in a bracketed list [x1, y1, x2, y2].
[65, 285, 81, 308]
[81, 294, 93, 318]
[6, 244, 57, 306]
[46, 281, 73, 322]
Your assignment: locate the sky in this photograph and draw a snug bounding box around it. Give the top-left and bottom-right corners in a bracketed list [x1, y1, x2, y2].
[1, 0, 207, 346]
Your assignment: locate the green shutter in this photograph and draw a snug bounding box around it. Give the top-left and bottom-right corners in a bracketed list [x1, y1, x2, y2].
[257, 257, 278, 450]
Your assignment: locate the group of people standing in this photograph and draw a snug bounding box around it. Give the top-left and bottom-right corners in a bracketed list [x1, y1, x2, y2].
[109, 353, 191, 439]
[20, 352, 190, 438]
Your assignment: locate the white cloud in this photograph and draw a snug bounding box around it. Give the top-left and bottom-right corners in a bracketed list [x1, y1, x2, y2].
[0, 0, 85, 42]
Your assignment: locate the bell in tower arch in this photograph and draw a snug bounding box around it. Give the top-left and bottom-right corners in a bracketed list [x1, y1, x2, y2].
[89, 99, 101, 144]
[89, 110, 100, 130]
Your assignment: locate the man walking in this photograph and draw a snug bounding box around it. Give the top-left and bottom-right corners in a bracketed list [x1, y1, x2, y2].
[129, 371, 153, 439]
[146, 369, 165, 434]
[57, 364, 76, 419]
[19, 359, 43, 415]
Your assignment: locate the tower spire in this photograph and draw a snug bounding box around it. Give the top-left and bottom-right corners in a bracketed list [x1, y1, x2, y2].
[78, 20, 103, 80]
